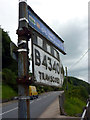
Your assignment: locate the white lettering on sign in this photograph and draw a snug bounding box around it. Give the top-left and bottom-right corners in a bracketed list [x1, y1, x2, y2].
[33, 44, 63, 86]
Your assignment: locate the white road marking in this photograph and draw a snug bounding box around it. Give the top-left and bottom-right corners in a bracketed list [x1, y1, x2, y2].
[36, 98, 41, 101]
[0, 107, 18, 116]
[30, 101, 34, 104]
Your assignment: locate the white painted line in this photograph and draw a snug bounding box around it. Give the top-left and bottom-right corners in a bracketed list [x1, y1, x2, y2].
[30, 101, 34, 104]
[0, 107, 18, 116]
[36, 98, 41, 101]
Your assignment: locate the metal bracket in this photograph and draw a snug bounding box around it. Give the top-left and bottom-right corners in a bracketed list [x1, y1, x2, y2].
[18, 40, 26, 46]
[18, 49, 27, 52]
[16, 27, 31, 38]
[19, 18, 29, 23]
[17, 76, 32, 85]
[18, 96, 30, 100]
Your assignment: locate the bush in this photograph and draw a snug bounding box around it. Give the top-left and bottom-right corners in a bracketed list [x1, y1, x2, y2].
[79, 86, 88, 100]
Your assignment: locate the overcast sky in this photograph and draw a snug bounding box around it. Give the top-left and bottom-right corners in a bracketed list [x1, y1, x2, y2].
[0, 0, 89, 83]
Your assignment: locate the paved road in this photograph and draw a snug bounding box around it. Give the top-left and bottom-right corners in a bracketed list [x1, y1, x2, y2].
[1, 91, 63, 119]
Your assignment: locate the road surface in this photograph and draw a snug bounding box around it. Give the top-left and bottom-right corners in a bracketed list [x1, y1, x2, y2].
[1, 91, 63, 119]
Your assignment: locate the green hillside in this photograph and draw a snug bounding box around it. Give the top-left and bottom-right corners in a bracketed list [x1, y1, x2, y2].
[63, 76, 90, 116]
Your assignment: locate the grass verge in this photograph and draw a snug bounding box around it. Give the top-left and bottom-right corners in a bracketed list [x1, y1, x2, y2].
[2, 83, 17, 100]
[64, 96, 86, 116]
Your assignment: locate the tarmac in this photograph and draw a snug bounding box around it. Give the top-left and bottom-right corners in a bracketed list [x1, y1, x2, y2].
[1, 96, 81, 119]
